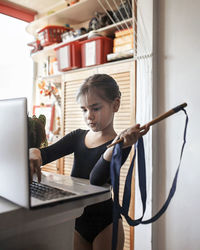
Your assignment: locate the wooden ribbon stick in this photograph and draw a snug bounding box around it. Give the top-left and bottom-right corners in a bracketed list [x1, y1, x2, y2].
[107, 103, 187, 148]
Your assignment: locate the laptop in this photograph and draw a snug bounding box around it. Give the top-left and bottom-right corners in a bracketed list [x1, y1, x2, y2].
[0, 97, 110, 209]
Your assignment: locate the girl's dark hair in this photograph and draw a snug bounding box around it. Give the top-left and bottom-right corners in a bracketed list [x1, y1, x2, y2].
[76, 74, 121, 102]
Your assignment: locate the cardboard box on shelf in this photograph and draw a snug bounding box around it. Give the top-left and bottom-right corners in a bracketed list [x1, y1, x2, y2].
[114, 33, 133, 47]
[113, 43, 133, 53]
[113, 28, 133, 53]
[114, 28, 133, 38]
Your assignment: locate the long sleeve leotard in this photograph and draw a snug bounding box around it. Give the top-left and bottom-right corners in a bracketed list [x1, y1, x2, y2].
[40, 129, 131, 242]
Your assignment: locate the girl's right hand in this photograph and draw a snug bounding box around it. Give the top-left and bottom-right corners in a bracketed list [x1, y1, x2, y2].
[29, 148, 42, 183]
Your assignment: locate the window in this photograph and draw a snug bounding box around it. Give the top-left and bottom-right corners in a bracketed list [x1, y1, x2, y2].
[0, 14, 33, 111]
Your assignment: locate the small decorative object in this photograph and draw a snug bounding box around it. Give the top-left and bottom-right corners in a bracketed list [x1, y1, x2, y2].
[70, 0, 79, 5]
[38, 80, 58, 98]
[65, 0, 79, 7]
[95, 11, 114, 27]
[28, 114, 48, 148]
[88, 11, 114, 32]
[27, 40, 43, 55]
[88, 16, 101, 31]
[61, 27, 87, 42]
[38, 80, 61, 107]
[73, 27, 87, 37]
[33, 104, 55, 137]
[61, 30, 74, 42]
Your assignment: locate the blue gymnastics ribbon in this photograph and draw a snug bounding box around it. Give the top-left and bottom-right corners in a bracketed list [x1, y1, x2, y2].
[110, 108, 188, 250]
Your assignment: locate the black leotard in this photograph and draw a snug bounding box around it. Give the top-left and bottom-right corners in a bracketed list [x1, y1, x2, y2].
[40, 129, 131, 243]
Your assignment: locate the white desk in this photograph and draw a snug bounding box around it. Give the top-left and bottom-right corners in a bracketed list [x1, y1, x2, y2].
[0, 174, 111, 250]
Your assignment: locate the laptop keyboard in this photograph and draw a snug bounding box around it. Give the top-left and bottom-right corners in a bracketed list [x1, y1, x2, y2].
[30, 181, 76, 201]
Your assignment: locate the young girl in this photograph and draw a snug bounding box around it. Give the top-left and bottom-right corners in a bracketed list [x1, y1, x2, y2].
[29, 74, 149, 250]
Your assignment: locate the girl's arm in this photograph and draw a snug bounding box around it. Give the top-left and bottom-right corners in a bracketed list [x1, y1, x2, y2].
[89, 147, 131, 185]
[29, 148, 42, 183]
[89, 124, 149, 185]
[29, 129, 82, 182]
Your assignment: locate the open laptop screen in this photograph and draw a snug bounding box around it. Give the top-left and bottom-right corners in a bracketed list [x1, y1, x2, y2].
[0, 97, 30, 207]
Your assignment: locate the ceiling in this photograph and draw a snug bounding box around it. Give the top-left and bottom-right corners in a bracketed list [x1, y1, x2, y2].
[1, 0, 124, 22]
[3, 0, 64, 14]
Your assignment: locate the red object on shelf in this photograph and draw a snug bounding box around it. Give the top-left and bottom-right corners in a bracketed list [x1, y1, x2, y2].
[80, 36, 113, 67]
[27, 40, 43, 54]
[55, 41, 81, 71]
[38, 25, 68, 47]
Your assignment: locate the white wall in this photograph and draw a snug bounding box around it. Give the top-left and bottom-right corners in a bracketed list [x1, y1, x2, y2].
[153, 0, 200, 249]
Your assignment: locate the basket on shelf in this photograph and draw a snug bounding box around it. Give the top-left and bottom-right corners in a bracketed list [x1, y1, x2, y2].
[38, 25, 69, 47]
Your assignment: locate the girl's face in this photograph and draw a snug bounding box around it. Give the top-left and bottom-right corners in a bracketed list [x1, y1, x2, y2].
[79, 90, 119, 132]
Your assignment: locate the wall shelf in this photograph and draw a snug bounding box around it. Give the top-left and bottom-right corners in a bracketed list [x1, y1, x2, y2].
[41, 74, 62, 83]
[93, 17, 132, 37]
[31, 44, 57, 63]
[31, 18, 133, 63]
[37, 58, 133, 84]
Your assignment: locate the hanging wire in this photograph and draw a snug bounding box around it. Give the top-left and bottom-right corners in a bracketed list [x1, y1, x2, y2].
[119, 0, 133, 33]
[114, 0, 149, 59]
[111, 0, 131, 31]
[120, 0, 137, 56]
[110, 0, 125, 28]
[97, 0, 121, 32]
[97, 0, 130, 31]
[97, 0, 138, 54]
[101, 0, 127, 30]
[118, 0, 148, 57]
[96, 0, 153, 60]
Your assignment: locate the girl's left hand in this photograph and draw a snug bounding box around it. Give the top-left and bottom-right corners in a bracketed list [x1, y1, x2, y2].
[119, 124, 149, 148]
[103, 124, 149, 162]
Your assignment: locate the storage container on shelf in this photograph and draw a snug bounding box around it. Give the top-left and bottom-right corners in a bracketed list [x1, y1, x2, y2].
[54, 41, 81, 71]
[38, 25, 69, 47]
[80, 36, 113, 67]
[113, 28, 133, 53]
